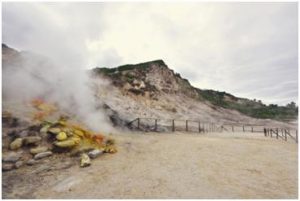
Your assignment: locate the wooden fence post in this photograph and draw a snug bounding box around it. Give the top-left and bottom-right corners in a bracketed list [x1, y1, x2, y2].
[154, 119, 157, 132]
[276, 128, 279, 139]
[270, 129, 272, 138]
[284, 129, 287, 141]
[186, 120, 188, 132]
[137, 118, 140, 130]
[172, 119, 175, 132]
[198, 122, 201, 133]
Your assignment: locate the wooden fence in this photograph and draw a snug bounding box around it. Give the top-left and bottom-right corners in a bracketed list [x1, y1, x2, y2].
[127, 118, 222, 133]
[263, 128, 298, 143]
[127, 117, 298, 143]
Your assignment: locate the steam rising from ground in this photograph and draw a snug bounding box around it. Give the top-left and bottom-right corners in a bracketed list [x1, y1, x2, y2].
[3, 49, 114, 133]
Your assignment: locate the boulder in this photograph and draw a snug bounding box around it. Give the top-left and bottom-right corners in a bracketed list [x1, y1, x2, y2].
[23, 136, 42, 145]
[80, 153, 91, 167]
[3, 152, 22, 162]
[34, 151, 53, 160]
[88, 149, 104, 159]
[9, 138, 23, 150]
[30, 146, 48, 155]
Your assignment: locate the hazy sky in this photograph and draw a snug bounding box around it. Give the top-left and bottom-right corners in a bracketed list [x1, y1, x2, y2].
[2, 2, 298, 105]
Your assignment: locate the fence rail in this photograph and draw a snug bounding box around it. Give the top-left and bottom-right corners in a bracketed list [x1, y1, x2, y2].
[127, 117, 298, 143]
[127, 118, 222, 133]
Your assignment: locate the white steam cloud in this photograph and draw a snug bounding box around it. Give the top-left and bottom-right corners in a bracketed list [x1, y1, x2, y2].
[2, 48, 114, 133]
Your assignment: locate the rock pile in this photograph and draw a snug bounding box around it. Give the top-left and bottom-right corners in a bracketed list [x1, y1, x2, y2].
[2, 105, 117, 172]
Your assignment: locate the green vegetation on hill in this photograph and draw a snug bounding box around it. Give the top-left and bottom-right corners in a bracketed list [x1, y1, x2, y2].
[199, 90, 298, 121]
[92, 60, 166, 75]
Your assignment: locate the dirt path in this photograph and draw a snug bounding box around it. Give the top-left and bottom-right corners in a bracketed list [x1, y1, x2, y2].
[3, 132, 298, 198]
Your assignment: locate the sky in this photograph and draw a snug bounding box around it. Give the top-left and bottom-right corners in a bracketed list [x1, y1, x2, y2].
[2, 2, 298, 106]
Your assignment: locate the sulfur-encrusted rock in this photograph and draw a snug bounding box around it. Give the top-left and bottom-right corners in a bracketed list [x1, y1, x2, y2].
[30, 146, 48, 155]
[34, 151, 53, 160]
[80, 153, 91, 167]
[54, 136, 81, 148]
[62, 127, 74, 136]
[74, 130, 84, 137]
[56, 132, 67, 141]
[88, 149, 104, 159]
[3, 163, 14, 171]
[9, 138, 23, 150]
[3, 152, 22, 162]
[23, 136, 42, 145]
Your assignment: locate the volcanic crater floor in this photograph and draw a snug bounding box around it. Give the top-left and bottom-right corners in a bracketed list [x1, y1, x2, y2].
[2, 132, 298, 199]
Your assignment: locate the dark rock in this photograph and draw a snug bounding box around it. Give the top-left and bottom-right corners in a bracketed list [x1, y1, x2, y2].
[102, 103, 129, 128]
[28, 131, 40, 136]
[27, 125, 42, 132]
[2, 112, 19, 128]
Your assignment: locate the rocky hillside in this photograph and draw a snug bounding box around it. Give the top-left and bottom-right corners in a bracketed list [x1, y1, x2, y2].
[91, 60, 298, 123]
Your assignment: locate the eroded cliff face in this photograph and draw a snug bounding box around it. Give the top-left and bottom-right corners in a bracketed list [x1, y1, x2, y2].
[92, 60, 200, 100]
[91, 60, 297, 129]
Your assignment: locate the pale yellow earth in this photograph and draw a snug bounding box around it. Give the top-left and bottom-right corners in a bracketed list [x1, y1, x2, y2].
[3, 132, 298, 199]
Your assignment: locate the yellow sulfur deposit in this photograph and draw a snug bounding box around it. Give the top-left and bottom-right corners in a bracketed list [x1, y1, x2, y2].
[30, 98, 117, 164]
[54, 139, 78, 148]
[74, 129, 84, 137]
[56, 132, 67, 141]
[31, 99, 57, 121]
[104, 145, 117, 153]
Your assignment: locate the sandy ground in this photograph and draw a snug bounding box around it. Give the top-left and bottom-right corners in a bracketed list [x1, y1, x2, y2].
[3, 131, 298, 199]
